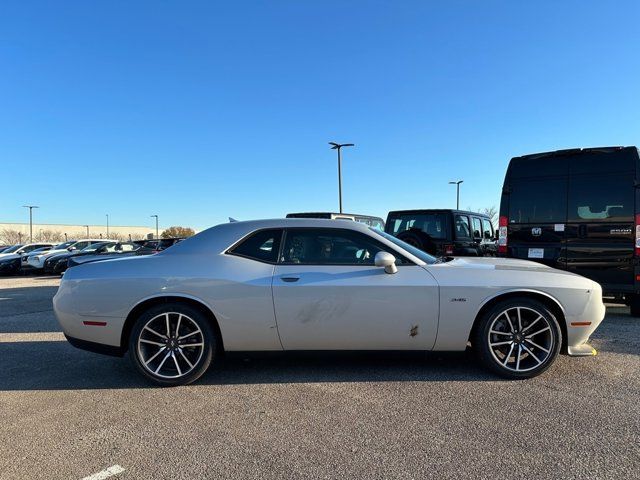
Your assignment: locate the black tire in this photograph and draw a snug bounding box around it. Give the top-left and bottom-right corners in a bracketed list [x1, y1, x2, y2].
[129, 303, 216, 386]
[472, 298, 562, 379]
[396, 230, 436, 254]
[629, 294, 640, 317]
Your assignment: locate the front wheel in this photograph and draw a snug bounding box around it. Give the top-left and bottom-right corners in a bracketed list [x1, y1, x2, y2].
[472, 299, 562, 379]
[129, 303, 215, 386]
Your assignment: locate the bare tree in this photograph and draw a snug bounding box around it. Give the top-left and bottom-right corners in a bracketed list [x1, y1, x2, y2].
[0, 229, 23, 245]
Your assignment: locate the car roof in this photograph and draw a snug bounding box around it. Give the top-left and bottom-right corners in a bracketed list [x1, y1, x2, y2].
[387, 209, 491, 218]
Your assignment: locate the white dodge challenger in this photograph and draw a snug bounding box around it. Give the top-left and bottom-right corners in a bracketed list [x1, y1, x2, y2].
[53, 219, 605, 386]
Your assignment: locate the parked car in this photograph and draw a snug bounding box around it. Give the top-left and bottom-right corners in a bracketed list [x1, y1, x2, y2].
[498, 146, 640, 314]
[54, 218, 604, 386]
[0, 246, 11, 253]
[67, 241, 154, 269]
[44, 242, 116, 274]
[133, 238, 184, 252]
[385, 209, 496, 257]
[26, 239, 111, 271]
[0, 243, 54, 275]
[286, 212, 385, 229]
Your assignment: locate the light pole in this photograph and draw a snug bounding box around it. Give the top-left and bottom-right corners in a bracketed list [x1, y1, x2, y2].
[22, 205, 39, 243]
[106, 214, 109, 238]
[83, 225, 89, 237]
[449, 180, 463, 210]
[151, 215, 159, 239]
[329, 142, 354, 213]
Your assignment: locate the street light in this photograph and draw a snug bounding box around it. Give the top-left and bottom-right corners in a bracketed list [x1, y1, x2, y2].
[448, 180, 464, 210]
[106, 214, 109, 238]
[328, 142, 355, 213]
[83, 225, 89, 237]
[151, 215, 159, 239]
[22, 205, 39, 243]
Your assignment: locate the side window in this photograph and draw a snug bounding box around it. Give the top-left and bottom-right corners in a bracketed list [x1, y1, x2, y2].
[454, 215, 471, 239]
[281, 228, 407, 265]
[568, 174, 633, 222]
[508, 178, 567, 224]
[228, 229, 283, 264]
[74, 242, 89, 250]
[471, 217, 483, 239]
[482, 219, 494, 239]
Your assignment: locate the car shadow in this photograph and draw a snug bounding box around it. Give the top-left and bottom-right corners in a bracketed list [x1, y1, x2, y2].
[0, 340, 496, 391]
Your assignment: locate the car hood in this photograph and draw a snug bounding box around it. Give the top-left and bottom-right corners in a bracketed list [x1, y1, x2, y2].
[435, 257, 578, 275]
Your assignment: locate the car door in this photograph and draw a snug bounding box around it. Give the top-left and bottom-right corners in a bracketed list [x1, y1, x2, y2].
[272, 227, 439, 350]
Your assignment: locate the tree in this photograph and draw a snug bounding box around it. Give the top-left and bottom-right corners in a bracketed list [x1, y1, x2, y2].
[480, 206, 498, 226]
[161, 226, 195, 239]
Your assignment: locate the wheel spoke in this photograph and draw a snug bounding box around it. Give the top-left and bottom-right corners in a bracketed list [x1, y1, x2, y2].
[521, 316, 542, 334]
[178, 331, 199, 341]
[517, 307, 522, 331]
[140, 339, 165, 347]
[503, 312, 515, 333]
[172, 352, 182, 376]
[175, 314, 183, 338]
[490, 340, 513, 347]
[178, 348, 194, 369]
[181, 342, 204, 348]
[490, 329, 511, 336]
[165, 313, 171, 337]
[522, 344, 543, 365]
[144, 346, 166, 366]
[154, 351, 171, 374]
[526, 326, 551, 338]
[144, 326, 166, 339]
[502, 343, 515, 366]
[525, 338, 550, 353]
[515, 345, 522, 370]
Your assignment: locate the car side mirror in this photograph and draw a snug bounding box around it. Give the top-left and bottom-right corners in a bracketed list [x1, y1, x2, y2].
[67, 247, 75, 251]
[375, 251, 398, 274]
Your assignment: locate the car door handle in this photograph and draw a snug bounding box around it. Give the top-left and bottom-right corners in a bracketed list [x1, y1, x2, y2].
[280, 276, 300, 283]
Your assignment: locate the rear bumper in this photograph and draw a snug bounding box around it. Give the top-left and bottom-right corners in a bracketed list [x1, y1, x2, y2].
[65, 334, 124, 357]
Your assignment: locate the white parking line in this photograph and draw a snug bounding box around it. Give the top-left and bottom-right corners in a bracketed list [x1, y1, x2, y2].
[0, 332, 65, 342]
[81, 465, 125, 480]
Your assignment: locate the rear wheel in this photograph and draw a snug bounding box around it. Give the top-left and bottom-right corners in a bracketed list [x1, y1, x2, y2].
[129, 303, 215, 386]
[473, 299, 562, 379]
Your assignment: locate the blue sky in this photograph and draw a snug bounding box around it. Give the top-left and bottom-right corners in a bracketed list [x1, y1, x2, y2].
[1, 1, 639, 230]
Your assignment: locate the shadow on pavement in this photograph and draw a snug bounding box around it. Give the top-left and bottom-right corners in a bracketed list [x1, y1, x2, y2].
[0, 341, 495, 391]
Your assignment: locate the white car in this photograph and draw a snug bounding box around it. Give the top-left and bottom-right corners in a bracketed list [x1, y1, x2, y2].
[54, 219, 605, 386]
[0, 243, 52, 260]
[27, 239, 112, 270]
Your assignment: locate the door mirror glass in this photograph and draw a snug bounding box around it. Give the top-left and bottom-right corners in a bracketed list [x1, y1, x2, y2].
[374, 251, 398, 274]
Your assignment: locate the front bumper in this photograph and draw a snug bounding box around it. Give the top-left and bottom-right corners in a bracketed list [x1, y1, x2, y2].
[565, 282, 606, 357]
[0, 260, 21, 275]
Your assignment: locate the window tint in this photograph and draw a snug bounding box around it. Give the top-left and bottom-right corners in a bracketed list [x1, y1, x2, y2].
[482, 219, 494, 239]
[281, 228, 406, 265]
[568, 174, 634, 222]
[508, 178, 567, 224]
[388, 213, 447, 239]
[509, 156, 569, 179]
[229, 229, 282, 263]
[454, 215, 471, 239]
[471, 217, 482, 238]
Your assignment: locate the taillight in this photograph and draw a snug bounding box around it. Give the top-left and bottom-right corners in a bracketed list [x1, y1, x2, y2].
[498, 215, 508, 254]
[635, 214, 640, 256]
[444, 244, 454, 256]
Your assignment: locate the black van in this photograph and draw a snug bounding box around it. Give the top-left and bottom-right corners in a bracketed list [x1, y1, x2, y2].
[385, 209, 497, 257]
[498, 146, 640, 314]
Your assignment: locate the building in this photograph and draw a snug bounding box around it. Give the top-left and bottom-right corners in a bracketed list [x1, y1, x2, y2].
[0, 222, 160, 244]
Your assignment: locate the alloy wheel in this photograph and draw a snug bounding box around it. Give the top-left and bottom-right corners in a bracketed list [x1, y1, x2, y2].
[487, 306, 554, 373]
[136, 312, 205, 379]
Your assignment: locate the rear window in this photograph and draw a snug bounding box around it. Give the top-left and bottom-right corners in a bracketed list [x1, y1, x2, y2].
[568, 174, 634, 222]
[508, 178, 567, 224]
[388, 213, 447, 239]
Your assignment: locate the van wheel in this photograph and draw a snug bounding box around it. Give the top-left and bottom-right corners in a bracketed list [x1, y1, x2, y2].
[629, 294, 640, 317]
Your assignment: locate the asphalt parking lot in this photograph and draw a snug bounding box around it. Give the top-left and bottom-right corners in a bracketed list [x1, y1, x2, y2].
[0, 277, 638, 479]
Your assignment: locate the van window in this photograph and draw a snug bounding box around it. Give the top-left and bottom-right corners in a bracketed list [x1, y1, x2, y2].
[568, 174, 634, 222]
[454, 215, 471, 239]
[508, 178, 567, 224]
[482, 218, 494, 239]
[471, 217, 482, 239]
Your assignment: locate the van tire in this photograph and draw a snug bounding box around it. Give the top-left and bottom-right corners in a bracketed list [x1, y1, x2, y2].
[629, 294, 640, 317]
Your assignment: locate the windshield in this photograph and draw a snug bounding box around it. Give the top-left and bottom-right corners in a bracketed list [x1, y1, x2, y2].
[371, 229, 438, 264]
[2, 245, 23, 254]
[54, 241, 75, 250]
[81, 242, 110, 252]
